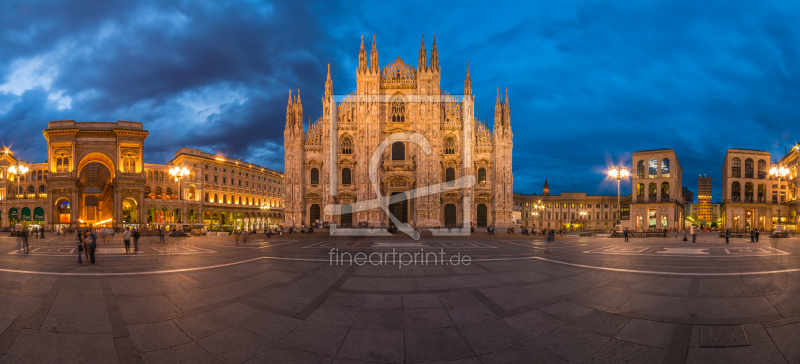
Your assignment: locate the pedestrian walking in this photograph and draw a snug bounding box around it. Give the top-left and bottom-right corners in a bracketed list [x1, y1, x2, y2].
[21, 229, 29, 252]
[122, 227, 131, 254]
[75, 232, 84, 264]
[725, 229, 730, 244]
[84, 231, 97, 264]
[545, 230, 552, 253]
[159, 228, 165, 243]
[750, 229, 755, 243]
[133, 229, 140, 253]
[234, 230, 240, 246]
[755, 229, 760, 242]
[624, 228, 629, 242]
[691, 225, 696, 243]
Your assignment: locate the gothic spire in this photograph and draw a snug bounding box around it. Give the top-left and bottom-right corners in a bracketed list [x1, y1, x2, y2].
[325, 64, 333, 98]
[358, 35, 367, 73]
[464, 62, 472, 95]
[494, 87, 502, 131]
[370, 34, 379, 73]
[286, 89, 294, 128]
[430, 34, 439, 71]
[504, 87, 510, 127]
[295, 89, 303, 130]
[418, 34, 427, 72]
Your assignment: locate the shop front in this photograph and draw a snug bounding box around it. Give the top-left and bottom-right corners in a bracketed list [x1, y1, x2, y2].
[32, 207, 45, 228]
[8, 208, 18, 227]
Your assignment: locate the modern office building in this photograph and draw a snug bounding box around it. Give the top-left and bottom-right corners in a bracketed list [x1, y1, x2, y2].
[697, 175, 713, 225]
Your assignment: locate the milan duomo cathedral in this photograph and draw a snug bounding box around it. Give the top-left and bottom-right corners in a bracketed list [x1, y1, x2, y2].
[283, 35, 514, 229]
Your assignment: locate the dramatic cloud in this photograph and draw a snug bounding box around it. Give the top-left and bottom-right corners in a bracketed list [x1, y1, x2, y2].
[2, 0, 800, 201]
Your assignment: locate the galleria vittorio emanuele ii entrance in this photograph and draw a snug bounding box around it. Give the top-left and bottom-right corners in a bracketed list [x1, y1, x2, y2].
[1, 120, 284, 230]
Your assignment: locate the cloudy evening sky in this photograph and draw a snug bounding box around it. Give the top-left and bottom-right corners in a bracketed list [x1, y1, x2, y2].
[2, 0, 800, 202]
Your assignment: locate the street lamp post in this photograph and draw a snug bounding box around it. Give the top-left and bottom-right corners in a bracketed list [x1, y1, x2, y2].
[261, 204, 271, 231]
[531, 200, 544, 233]
[169, 165, 190, 201]
[579, 210, 587, 231]
[169, 165, 189, 231]
[8, 162, 29, 227]
[769, 164, 789, 231]
[608, 166, 630, 230]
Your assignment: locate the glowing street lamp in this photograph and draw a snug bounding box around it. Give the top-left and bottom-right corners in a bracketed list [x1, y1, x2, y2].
[579, 210, 587, 230]
[169, 165, 190, 201]
[770, 164, 789, 230]
[8, 161, 28, 226]
[608, 166, 630, 228]
[530, 200, 545, 231]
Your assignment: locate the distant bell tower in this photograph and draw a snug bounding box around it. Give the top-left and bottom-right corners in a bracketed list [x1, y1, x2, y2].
[543, 176, 549, 196]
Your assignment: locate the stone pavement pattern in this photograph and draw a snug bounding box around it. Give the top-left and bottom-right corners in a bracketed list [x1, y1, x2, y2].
[0, 232, 799, 363]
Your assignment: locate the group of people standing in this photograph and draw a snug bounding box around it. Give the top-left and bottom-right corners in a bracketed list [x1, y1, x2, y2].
[74, 227, 142, 265]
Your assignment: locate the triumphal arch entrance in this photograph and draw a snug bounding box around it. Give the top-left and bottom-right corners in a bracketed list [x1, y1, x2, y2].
[43, 121, 148, 228]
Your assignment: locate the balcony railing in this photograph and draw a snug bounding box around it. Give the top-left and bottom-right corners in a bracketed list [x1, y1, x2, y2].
[635, 196, 683, 204]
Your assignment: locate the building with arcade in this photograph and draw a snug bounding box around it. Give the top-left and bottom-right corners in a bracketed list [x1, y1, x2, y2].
[0, 120, 283, 231]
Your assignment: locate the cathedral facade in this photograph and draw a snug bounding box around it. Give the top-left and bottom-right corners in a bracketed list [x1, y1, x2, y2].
[283, 35, 514, 229]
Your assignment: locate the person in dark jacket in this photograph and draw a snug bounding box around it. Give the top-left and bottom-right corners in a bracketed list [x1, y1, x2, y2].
[133, 229, 140, 253]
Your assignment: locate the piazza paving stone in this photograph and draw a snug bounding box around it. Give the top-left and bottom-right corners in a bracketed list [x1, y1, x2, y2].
[1, 330, 118, 364]
[458, 319, 528, 355]
[336, 328, 405, 362]
[41, 288, 111, 334]
[504, 310, 566, 339]
[138, 342, 221, 364]
[404, 327, 475, 363]
[351, 308, 404, 331]
[534, 324, 611, 363]
[3, 235, 800, 363]
[128, 320, 193, 352]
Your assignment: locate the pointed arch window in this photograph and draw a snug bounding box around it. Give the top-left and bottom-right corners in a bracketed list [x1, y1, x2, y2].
[444, 137, 456, 154]
[392, 142, 405, 161]
[478, 168, 487, 184]
[445, 168, 456, 183]
[340, 135, 353, 154]
[342, 168, 352, 185]
[391, 97, 406, 122]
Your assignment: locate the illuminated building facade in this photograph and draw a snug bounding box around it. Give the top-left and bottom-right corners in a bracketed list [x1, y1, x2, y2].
[283, 36, 514, 228]
[625, 149, 684, 231]
[719, 149, 785, 231]
[0, 120, 283, 230]
[697, 175, 713, 224]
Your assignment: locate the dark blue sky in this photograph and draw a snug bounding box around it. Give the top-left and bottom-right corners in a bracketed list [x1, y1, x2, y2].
[2, 0, 799, 202]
